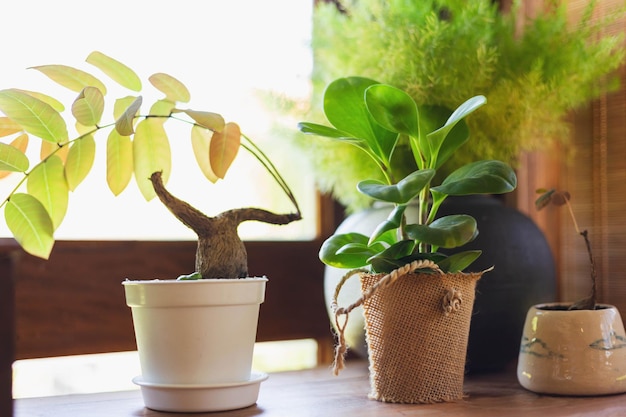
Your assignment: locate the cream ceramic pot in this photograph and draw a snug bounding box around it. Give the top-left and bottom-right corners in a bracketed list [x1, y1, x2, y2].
[517, 303, 626, 396]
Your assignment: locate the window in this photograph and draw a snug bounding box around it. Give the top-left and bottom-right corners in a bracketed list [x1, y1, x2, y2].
[1, 0, 316, 241]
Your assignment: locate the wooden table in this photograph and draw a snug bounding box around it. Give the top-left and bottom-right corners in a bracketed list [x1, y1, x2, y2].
[15, 361, 626, 416]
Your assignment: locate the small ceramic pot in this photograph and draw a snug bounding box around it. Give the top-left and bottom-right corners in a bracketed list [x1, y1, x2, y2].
[517, 302, 626, 396]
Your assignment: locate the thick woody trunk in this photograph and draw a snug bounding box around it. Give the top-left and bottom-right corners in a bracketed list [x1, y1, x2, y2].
[149, 171, 301, 279]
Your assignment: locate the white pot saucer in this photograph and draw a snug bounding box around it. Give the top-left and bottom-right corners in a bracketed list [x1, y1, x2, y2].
[132, 371, 268, 412]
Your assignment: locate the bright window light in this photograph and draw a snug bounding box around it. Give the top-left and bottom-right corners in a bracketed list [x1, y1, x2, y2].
[0, 0, 315, 241]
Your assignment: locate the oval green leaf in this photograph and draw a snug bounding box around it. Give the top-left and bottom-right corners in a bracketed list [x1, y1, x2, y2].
[86, 51, 142, 91]
[191, 125, 219, 183]
[149, 73, 190, 103]
[406, 214, 478, 249]
[27, 156, 69, 230]
[184, 110, 225, 132]
[106, 129, 133, 196]
[5, 193, 54, 259]
[0, 142, 29, 172]
[115, 96, 142, 136]
[30, 65, 107, 95]
[319, 232, 374, 269]
[433, 160, 518, 196]
[133, 118, 171, 200]
[65, 134, 96, 191]
[437, 250, 482, 273]
[71, 87, 104, 127]
[0, 89, 68, 143]
[0, 117, 23, 137]
[210, 122, 240, 179]
[357, 169, 435, 204]
[365, 83, 420, 138]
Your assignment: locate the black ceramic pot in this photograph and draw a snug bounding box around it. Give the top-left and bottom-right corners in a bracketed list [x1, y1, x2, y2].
[323, 195, 557, 372]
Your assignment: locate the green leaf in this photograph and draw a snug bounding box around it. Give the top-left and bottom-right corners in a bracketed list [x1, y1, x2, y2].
[0, 89, 68, 143]
[406, 214, 478, 248]
[437, 251, 482, 272]
[367, 239, 415, 264]
[433, 160, 518, 196]
[149, 99, 175, 117]
[323, 77, 398, 164]
[27, 156, 69, 230]
[183, 110, 225, 131]
[0, 142, 29, 172]
[30, 65, 107, 94]
[149, 73, 190, 103]
[365, 83, 420, 139]
[10, 90, 65, 112]
[86, 51, 142, 91]
[319, 232, 378, 269]
[368, 205, 406, 244]
[5, 193, 54, 259]
[210, 122, 240, 179]
[0, 117, 23, 137]
[115, 96, 142, 136]
[71, 87, 104, 127]
[191, 125, 219, 183]
[426, 96, 486, 168]
[65, 134, 96, 191]
[357, 169, 435, 204]
[133, 118, 171, 200]
[106, 129, 133, 196]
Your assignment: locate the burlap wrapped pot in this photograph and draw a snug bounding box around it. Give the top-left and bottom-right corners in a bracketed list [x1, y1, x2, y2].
[332, 260, 485, 404]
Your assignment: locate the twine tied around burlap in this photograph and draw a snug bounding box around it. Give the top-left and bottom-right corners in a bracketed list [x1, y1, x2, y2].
[330, 259, 489, 403]
[330, 259, 444, 375]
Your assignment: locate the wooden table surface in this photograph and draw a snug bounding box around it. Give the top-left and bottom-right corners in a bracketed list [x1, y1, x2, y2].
[15, 360, 626, 417]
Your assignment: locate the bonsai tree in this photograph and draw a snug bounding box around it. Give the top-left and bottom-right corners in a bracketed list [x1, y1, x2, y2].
[536, 188, 596, 310]
[298, 76, 517, 273]
[300, 0, 625, 213]
[0, 51, 301, 278]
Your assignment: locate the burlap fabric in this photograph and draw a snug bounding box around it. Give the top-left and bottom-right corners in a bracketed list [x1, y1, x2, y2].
[331, 260, 484, 404]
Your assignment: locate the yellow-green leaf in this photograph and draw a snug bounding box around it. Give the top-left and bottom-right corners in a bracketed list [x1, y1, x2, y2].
[210, 122, 240, 179]
[0, 89, 68, 143]
[86, 51, 142, 92]
[0, 141, 29, 172]
[27, 155, 69, 230]
[13, 89, 65, 112]
[191, 125, 219, 183]
[71, 87, 104, 127]
[149, 73, 190, 103]
[5, 193, 54, 259]
[0, 134, 29, 179]
[106, 129, 133, 196]
[115, 96, 142, 136]
[65, 134, 96, 191]
[184, 110, 225, 132]
[0, 117, 23, 137]
[40, 141, 68, 162]
[133, 118, 171, 200]
[30, 65, 107, 95]
[149, 99, 175, 117]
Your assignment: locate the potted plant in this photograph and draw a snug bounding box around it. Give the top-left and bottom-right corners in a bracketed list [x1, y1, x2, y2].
[517, 189, 626, 396]
[298, 76, 517, 403]
[296, 0, 625, 370]
[0, 51, 301, 412]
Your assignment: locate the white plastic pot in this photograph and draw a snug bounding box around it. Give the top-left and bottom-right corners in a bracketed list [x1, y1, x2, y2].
[123, 277, 268, 412]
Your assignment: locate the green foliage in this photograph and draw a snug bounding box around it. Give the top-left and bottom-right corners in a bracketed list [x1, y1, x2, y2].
[301, 0, 625, 212]
[299, 76, 517, 273]
[0, 51, 299, 259]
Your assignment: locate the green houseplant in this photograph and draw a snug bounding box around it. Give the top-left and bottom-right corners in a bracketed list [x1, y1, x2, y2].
[298, 76, 517, 403]
[517, 189, 626, 396]
[0, 51, 301, 412]
[300, 0, 624, 370]
[305, 0, 625, 211]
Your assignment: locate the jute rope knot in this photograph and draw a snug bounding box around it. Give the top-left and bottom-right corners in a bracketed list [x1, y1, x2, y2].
[442, 288, 463, 316]
[331, 260, 443, 375]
